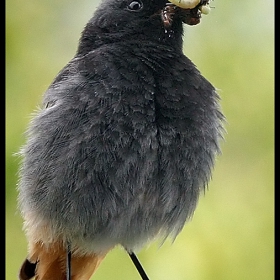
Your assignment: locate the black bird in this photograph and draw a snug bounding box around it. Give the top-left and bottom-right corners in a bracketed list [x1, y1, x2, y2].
[17, 0, 224, 279]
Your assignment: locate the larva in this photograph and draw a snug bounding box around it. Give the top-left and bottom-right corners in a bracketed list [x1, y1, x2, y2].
[168, 0, 200, 9]
[168, 0, 211, 15]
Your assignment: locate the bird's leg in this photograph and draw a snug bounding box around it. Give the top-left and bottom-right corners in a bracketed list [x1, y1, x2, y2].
[66, 242, 71, 280]
[127, 251, 150, 280]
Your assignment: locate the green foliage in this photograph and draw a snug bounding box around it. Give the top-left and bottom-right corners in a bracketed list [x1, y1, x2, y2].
[6, 0, 274, 279]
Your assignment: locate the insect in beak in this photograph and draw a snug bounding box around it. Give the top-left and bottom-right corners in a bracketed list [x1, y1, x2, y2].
[162, 0, 211, 27]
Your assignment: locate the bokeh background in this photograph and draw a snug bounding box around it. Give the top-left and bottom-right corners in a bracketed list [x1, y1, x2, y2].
[6, 0, 274, 279]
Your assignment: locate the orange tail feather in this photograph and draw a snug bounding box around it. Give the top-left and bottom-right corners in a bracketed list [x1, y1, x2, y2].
[19, 241, 107, 280]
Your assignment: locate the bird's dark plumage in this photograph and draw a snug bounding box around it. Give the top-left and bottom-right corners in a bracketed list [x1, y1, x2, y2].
[17, 0, 224, 279]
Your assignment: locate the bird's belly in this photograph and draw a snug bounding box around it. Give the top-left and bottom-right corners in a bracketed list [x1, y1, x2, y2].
[60, 123, 200, 253]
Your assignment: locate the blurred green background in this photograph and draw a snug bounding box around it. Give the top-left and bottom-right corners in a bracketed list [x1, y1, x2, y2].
[6, 0, 274, 279]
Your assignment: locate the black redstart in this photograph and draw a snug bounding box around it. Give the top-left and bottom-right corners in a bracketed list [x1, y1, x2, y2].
[17, 0, 224, 279]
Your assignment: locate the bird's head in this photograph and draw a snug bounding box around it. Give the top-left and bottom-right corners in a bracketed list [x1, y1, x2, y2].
[77, 0, 210, 54]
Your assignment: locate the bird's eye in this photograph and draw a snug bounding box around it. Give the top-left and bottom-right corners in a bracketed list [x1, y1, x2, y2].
[127, 0, 143, 11]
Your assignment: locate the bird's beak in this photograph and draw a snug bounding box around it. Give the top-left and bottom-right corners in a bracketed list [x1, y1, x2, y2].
[161, 0, 210, 28]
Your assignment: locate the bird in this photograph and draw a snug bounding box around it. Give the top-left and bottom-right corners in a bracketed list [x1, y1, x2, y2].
[17, 0, 224, 279]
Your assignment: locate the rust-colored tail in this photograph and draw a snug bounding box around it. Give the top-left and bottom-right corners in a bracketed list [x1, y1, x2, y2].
[19, 241, 106, 280]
